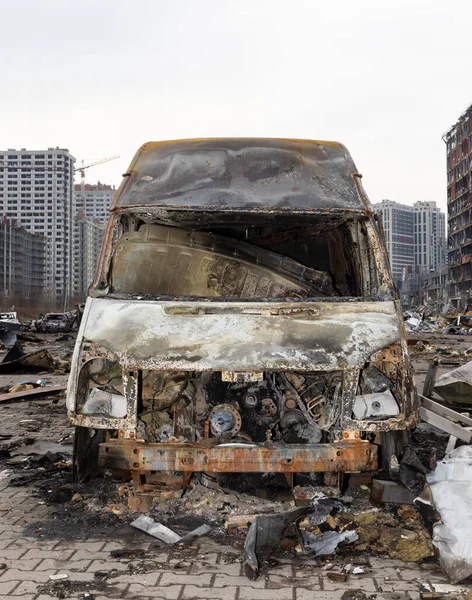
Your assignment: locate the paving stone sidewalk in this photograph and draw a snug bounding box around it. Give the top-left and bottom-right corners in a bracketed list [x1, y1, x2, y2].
[0, 398, 471, 600]
[1, 473, 470, 600]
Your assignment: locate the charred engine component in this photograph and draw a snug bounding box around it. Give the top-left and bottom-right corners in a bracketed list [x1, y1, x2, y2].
[279, 409, 322, 443]
[209, 404, 242, 436]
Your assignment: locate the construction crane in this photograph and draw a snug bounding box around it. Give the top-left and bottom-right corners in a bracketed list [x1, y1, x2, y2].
[74, 155, 120, 202]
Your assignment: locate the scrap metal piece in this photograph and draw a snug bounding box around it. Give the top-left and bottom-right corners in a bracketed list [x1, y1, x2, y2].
[131, 515, 211, 545]
[0, 385, 66, 404]
[242, 494, 345, 579]
[434, 362, 472, 406]
[0, 348, 55, 374]
[370, 479, 416, 505]
[299, 529, 358, 556]
[111, 224, 336, 298]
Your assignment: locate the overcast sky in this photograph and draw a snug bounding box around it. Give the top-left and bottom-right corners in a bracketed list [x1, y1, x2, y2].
[2, 0, 472, 211]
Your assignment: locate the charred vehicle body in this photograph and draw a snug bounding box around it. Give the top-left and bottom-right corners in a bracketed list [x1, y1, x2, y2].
[67, 138, 418, 508]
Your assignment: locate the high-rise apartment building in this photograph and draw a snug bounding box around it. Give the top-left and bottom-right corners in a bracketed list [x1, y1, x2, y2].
[73, 217, 106, 298]
[0, 148, 75, 305]
[0, 219, 48, 307]
[413, 201, 446, 273]
[73, 181, 115, 224]
[373, 200, 414, 285]
[72, 182, 114, 299]
[443, 104, 472, 307]
[373, 199, 446, 287]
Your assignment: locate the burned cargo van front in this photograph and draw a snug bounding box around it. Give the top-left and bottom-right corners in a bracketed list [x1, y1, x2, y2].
[67, 139, 417, 507]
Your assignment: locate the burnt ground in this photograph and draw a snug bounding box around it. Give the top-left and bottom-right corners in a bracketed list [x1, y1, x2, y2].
[0, 330, 471, 598]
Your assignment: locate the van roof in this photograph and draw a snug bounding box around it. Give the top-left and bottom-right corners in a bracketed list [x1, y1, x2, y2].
[113, 138, 371, 214]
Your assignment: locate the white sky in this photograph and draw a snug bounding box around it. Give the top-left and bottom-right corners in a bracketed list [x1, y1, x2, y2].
[2, 0, 472, 211]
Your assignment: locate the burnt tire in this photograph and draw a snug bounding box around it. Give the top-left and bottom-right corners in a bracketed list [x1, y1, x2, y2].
[72, 426, 106, 483]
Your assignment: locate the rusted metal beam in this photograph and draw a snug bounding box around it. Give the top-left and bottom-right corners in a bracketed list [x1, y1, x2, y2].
[0, 385, 66, 404]
[99, 440, 378, 473]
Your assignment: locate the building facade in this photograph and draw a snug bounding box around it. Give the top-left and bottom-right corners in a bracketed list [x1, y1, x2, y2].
[374, 199, 446, 289]
[73, 181, 115, 225]
[72, 181, 114, 299]
[373, 200, 415, 286]
[0, 148, 75, 305]
[73, 217, 106, 299]
[0, 219, 48, 307]
[413, 201, 446, 273]
[443, 104, 472, 308]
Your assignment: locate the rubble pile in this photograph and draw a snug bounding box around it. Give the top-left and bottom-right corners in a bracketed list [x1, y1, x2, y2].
[405, 303, 472, 335]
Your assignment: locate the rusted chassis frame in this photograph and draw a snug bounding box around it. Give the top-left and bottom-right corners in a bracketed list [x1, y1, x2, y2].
[99, 439, 378, 474]
[100, 437, 378, 508]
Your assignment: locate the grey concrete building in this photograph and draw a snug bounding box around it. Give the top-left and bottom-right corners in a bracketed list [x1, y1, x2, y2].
[73, 181, 115, 225]
[72, 181, 114, 299]
[373, 199, 446, 289]
[73, 217, 106, 300]
[0, 148, 75, 306]
[0, 219, 48, 307]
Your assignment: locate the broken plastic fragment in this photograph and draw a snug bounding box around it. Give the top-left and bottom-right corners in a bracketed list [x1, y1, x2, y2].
[353, 390, 399, 420]
[81, 388, 127, 418]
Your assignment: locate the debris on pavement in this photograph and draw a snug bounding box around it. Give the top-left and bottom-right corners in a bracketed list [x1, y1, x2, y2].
[131, 514, 211, 545]
[242, 493, 347, 579]
[0, 344, 56, 374]
[49, 573, 69, 581]
[0, 384, 66, 404]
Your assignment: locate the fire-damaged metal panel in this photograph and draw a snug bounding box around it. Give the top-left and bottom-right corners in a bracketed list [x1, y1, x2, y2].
[80, 297, 401, 372]
[114, 138, 368, 213]
[110, 224, 336, 298]
[99, 440, 378, 473]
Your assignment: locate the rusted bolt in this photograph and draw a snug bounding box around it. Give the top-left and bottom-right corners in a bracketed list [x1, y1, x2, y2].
[129, 432, 135, 438]
[343, 432, 349, 438]
[285, 398, 297, 409]
[133, 462, 139, 468]
[184, 456, 195, 465]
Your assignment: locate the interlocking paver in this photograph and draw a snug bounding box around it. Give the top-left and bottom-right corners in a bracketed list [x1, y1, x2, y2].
[297, 591, 345, 600]
[125, 583, 182, 598]
[213, 574, 266, 588]
[182, 585, 237, 599]
[239, 586, 293, 600]
[191, 561, 241, 576]
[322, 576, 378, 592]
[160, 572, 213, 586]
[0, 580, 20, 596]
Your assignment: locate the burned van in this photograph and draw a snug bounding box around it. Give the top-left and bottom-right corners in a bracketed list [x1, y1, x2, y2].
[67, 138, 418, 508]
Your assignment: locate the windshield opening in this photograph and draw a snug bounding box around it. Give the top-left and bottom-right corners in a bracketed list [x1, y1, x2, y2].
[107, 215, 381, 300]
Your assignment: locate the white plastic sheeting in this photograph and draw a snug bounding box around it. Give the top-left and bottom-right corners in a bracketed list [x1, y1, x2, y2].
[416, 445, 472, 583]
